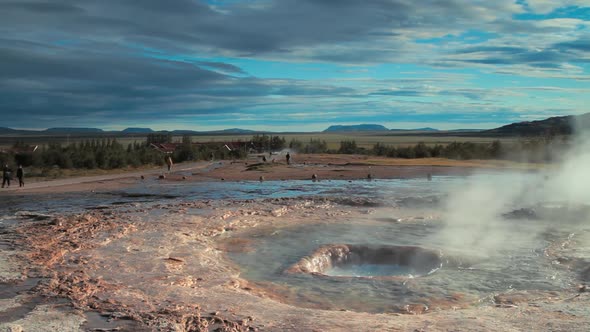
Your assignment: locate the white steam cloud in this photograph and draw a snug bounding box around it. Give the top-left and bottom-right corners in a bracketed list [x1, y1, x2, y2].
[434, 115, 590, 256]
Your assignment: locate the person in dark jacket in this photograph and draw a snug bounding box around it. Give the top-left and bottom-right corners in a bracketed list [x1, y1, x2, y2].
[16, 165, 24, 187]
[2, 164, 10, 188]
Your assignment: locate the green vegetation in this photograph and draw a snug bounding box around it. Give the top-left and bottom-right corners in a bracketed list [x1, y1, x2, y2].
[0, 132, 568, 178]
[251, 134, 286, 151]
[1, 139, 164, 171]
[0, 135, 248, 175]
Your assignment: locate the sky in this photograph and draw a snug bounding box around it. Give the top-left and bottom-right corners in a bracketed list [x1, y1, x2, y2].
[1, 0, 589, 131]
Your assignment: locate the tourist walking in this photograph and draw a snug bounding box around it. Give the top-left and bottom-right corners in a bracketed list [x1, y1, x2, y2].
[2, 164, 10, 188]
[16, 165, 24, 187]
[166, 155, 173, 172]
[286, 152, 291, 165]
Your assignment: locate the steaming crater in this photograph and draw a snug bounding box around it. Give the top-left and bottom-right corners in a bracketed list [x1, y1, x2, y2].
[285, 244, 442, 278]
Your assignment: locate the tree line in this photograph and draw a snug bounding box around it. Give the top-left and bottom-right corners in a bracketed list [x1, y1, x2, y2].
[285, 137, 568, 163]
[3, 139, 165, 171]
[0, 134, 568, 175]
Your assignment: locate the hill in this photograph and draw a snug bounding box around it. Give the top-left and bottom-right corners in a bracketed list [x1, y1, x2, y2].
[122, 127, 154, 133]
[324, 124, 389, 132]
[484, 113, 590, 136]
[215, 128, 258, 134]
[44, 127, 104, 134]
[0, 127, 23, 135]
[390, 127, 438, 132]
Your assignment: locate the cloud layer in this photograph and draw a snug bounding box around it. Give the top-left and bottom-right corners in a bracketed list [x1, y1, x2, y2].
[0, 0, 589, 129]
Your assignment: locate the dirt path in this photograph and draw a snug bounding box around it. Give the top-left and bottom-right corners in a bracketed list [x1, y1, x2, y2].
[0, 155, 542, 195]
[0, 161, 213, 194]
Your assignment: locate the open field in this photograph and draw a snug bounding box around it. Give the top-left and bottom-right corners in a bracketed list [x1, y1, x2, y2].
[0, 132, 519, 150]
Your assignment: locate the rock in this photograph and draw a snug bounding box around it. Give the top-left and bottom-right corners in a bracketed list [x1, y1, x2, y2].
[16, 211, 52, 221]
[4, 324, 23, 332]
[404, 304, 428, 315]
[166, 257, 184, 263]
[502, 208, 538, 220]
[578, 284, 587, 293]
[259, 176, 265, 182]
[182, 176, 187, 180]
[140, 175, 145, 180]
[159, 174, 166, 179]
[311, 174, 318, 180]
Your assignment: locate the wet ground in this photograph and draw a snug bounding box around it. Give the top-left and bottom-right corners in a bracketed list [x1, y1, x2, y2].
[0, 170, 589, 331]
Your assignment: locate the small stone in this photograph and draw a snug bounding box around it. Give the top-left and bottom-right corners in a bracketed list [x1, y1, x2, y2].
[6, 325, 23, 332]
[166, 257, 184, 263]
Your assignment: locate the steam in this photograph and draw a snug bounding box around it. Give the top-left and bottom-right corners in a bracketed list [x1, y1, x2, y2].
[434, 115, 590, 256]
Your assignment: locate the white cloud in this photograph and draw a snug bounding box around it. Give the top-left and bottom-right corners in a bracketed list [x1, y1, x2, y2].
[526, 0, 590, 14]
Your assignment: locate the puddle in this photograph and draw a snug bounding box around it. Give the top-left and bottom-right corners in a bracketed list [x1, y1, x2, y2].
[0, 278, 42, 299]
[82, 311, 151, 332]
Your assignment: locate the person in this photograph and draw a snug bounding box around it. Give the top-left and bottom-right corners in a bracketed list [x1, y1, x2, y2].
[2, 164, 10, 188]
[16, 165, 24, 187]
[166, 155, 173, 172]
[286, 152, 291, 165]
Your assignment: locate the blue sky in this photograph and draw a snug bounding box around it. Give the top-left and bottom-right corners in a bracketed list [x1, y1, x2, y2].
[1, 0, 589, 131]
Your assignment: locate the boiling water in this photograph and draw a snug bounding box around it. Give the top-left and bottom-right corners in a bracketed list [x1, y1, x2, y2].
[227, 215, 586, 313]
[325, 264, 420, 277]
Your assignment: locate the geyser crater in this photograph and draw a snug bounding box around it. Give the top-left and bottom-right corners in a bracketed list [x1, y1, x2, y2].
[285, 244, 442, 279]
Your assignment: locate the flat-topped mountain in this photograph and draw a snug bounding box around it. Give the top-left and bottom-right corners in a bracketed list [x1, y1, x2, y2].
[44, 127, 104, 133]
[122, 128, 154, 133]
[324, 124, 389, 132]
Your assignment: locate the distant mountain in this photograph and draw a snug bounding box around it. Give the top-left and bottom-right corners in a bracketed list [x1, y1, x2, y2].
[122, 127, 154, 133]
[484, 113, 590, 136]
[447, 129, 483, 133]
[43, 127, 104, 134]
[216, 128, 258, 134]
[164, 128, 258, 135]
[0, 127, 22, 134]
[390, 127, 439, 132]
[324, 124, 389, 132]
[169, 130, 200, 135]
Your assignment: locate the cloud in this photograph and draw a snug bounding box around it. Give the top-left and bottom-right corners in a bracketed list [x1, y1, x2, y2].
[0, 0, 588, 129]
[525, 0, 590, 14]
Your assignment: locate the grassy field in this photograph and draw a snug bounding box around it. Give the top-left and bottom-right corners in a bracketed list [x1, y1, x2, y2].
[0, 132, 519, 150]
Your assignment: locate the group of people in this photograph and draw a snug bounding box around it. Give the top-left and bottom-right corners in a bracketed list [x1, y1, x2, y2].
[2, 164, 24, 188]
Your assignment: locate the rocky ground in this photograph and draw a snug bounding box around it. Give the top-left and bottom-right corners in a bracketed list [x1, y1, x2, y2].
[1, 196, 588, 331]
[0, 156, 587, 331]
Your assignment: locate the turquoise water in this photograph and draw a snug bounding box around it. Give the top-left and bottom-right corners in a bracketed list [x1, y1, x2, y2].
[227, 215, 585, 313]
[0, 175, 458, 217]
[325, 264, 421, 277]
